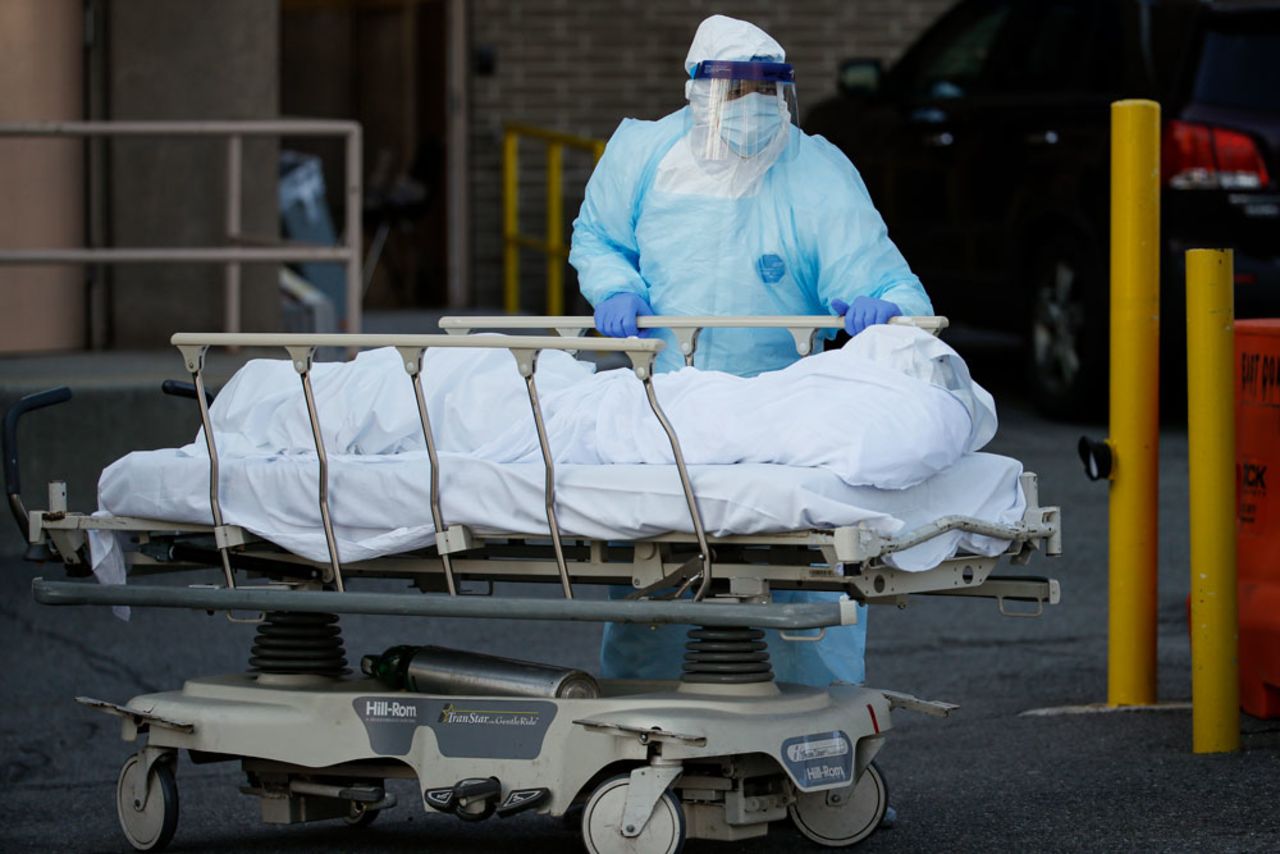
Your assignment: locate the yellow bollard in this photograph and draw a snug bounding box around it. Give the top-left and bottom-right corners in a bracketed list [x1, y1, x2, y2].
[1186, 248, 1240, 754]
[1108, 99, 1162, 707]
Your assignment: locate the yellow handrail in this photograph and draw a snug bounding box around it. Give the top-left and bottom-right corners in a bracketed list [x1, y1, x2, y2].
[503, 123, 606, 315]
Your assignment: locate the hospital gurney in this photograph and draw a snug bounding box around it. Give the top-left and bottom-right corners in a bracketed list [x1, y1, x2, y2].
[6, 315, 1061, 853]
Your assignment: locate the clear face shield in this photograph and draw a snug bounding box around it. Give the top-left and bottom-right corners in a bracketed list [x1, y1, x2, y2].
[688, 60, 798, 163]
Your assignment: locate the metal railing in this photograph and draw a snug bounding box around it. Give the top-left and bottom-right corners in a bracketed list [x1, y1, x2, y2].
[167, 331, 686, 599]
[0, 120, 364, 335]
[502, 123, 605, 316]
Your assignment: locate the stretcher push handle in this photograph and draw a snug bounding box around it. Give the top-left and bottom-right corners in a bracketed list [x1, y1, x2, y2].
[437, 315, 949, 365]
[169, 332, 663, 354]
[436, 315, 950, 334]
[4, 386, 72, 539]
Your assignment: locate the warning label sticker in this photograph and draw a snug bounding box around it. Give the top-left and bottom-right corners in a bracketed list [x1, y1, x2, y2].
[1240, 350, 1280, 405]
[1239, 458, 1268, 531]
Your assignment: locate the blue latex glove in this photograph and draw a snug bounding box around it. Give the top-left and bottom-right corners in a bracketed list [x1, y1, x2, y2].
[832, 296, 902, 337]
[594, 292, 653, 338]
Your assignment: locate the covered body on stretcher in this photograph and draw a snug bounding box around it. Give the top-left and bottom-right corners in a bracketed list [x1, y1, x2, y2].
[30, 315, 1061, 623]
[10, 316, 1064, 852]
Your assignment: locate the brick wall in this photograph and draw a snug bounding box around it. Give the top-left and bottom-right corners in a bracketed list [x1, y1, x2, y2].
[469, 0, 954, 310]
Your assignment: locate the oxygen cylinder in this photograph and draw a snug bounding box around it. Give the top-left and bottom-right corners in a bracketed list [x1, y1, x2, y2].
[361, 645, 599, 699]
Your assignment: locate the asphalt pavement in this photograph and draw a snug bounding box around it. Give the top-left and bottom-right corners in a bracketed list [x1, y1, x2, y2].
[1, 336, 1277, 853]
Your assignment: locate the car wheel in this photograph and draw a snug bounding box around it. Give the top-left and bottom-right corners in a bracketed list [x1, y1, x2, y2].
[1028, 234, 1106, 418]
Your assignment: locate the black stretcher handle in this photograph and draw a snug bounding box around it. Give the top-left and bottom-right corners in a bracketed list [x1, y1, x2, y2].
[4, 386, 73, 537]
[161, 379, 214, 406]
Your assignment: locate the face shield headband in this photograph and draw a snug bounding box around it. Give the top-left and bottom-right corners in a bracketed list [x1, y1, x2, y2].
[692, 59, 796, 85]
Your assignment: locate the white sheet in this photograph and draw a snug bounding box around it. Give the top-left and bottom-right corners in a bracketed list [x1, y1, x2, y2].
[96, 451, 1025, 573]
[200, 325, 998, 490]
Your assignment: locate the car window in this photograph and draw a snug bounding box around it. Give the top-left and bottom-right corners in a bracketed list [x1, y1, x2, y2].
[902, 1, 1014, 99]
[1081, 0, 1125, 95]
[1193, 18, 1280, 112]
[993, 0, 1098, 93]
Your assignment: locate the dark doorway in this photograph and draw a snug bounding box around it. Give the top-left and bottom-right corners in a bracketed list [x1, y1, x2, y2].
[281, 0, 449, 309]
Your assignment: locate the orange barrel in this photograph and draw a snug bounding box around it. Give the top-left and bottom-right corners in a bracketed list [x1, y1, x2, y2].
[1236, 319, 1280, 718]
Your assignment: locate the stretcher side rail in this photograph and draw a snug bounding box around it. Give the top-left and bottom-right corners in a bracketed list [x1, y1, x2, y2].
[29, 527, 1057, 607]
[32, 533, 1059, 620]
[30, 577, 857, 630]
[165, 330, 717, 603]
[437, 314, 949, 362]
[52, 547, 1056, 615]
[30, 561, 1058, 622]
[833, 514, 1061, 564]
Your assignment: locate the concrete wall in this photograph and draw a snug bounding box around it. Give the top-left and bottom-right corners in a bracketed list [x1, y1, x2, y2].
[468, 0, 954, 310]
[0, 0, 86, 353]
[107, 0, 280, 346]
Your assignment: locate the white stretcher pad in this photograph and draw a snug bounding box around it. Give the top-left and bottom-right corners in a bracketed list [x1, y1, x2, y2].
[97, 452, 1025, 572]
[93, 325, 1023, 576]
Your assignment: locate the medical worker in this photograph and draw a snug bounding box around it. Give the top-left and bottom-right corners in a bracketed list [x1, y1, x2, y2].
[570, 16, 933, 692]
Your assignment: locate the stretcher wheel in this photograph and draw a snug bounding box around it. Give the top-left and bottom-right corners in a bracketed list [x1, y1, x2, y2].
[116, 755, 179, 852]
[788, 761, 887, 848]
[581, 774, 685, 854]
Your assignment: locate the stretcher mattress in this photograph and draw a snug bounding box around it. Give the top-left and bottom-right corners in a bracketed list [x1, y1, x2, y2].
[95, 450, 1025, 573]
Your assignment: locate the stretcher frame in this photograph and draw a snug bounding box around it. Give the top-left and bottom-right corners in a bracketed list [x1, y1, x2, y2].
[27, 315, 1060, 624]
[11, 315, 1065, 851]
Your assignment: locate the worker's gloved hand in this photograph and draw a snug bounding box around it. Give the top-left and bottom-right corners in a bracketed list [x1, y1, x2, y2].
[832, 296, 902, 337]
[594, 292, 654, 338]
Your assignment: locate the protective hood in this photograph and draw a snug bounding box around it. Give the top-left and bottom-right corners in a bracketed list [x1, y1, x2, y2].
[684, 15, 785, 87]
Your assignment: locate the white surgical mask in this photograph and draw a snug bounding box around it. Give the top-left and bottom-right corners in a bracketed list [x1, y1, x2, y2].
[719, 92, 784, 157]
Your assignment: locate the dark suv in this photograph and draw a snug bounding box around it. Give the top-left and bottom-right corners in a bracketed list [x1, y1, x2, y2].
[805, 0, 1280, 416]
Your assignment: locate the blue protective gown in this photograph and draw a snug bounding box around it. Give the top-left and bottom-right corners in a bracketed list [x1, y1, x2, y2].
[571, 108, 932, 687]
[571, 107, 933, 376]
